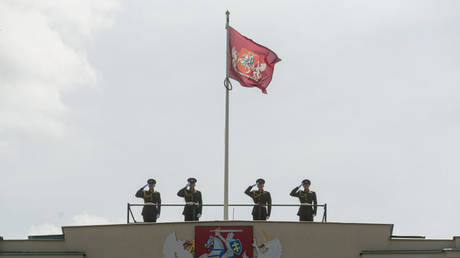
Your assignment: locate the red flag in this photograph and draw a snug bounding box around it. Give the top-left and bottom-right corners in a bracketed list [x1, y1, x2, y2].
[228, 26, 281, 94]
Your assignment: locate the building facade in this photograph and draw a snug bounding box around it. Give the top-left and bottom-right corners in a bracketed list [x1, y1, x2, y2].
[1, 221, 459, 257]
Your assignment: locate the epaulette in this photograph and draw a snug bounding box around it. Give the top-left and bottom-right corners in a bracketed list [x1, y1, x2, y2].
[309, 190, 315, 193]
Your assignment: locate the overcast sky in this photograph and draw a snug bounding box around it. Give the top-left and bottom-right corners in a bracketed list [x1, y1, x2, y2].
[1, 0, 460, 239]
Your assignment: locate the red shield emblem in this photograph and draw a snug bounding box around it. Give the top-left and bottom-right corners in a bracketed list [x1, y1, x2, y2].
[195, 226, 253, 258]
[236, 48, 262, 76]
[232, 47, 266, 82]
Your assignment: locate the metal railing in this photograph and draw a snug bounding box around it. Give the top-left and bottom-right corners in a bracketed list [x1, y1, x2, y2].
[127, 203, 327, 223]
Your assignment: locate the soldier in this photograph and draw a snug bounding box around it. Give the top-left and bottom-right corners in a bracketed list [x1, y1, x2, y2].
[244, 178, 272, 221]
[290, 179, 317, 221]
[177, 178, 203, 221]
[135, 178, 161, 222]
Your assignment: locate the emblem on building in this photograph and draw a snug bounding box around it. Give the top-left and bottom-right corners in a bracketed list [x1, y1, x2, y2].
[163, 232, 194, 258]
[253, 231, 282, 258]
[163, 227, 282, 258]
[195, 226, 253, 258]
[232, 47, 267, 82]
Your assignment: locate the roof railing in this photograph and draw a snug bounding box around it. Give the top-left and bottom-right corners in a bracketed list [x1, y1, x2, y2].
[127, 203, 327, 223]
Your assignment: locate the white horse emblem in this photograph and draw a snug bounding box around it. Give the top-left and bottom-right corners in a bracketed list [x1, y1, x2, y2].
[199, 230, 249, 258]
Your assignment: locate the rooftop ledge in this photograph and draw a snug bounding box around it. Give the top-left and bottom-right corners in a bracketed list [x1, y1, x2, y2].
[2, 221, 459, 241]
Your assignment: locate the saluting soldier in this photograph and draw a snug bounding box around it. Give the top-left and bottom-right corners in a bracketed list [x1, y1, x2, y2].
[244, 178, 272, 221]
[290, 179, 317, 221]
[177, 178, 203, 221]
[135, 178, 161, 222]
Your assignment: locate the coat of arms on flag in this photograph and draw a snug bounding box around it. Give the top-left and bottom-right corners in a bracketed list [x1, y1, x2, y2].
[195, 226, 253, 258]
[232, 47, 266, 82]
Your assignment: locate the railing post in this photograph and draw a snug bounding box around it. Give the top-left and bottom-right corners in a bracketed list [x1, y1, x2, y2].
[127, 203, 130, 224]
[323, 203, 327, 222]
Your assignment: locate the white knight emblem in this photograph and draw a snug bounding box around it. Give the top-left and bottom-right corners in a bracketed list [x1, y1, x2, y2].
[232, 47, 267, 82]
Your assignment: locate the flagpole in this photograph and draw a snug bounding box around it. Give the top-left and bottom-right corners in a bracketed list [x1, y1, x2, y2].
[224, 10, 230, 221]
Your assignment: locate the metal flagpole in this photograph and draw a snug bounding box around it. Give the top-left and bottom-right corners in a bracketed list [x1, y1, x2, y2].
[224, 10, 231, 220]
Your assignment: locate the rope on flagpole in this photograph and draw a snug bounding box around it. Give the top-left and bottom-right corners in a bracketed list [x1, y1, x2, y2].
[224, 77, 233, 90]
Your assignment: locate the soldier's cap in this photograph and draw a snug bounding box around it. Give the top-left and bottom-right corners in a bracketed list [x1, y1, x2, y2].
[187, 178, 197, 184]
[302, 179, 311, 185]
[147, 178, 156, 184]
[256, 178, 265, 184]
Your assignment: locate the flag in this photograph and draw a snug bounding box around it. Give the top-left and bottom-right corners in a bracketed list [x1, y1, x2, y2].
[228, 26, 281, 94]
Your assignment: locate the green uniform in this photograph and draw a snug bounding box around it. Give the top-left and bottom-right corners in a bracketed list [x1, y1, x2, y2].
[177, 187, 202, 221]
[135, 189, 161, 222]
[290, 187, 317, 221]
[245, 186, 272, 220]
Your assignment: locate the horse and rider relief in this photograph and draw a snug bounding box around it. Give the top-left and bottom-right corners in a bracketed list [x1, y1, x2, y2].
[195, 226, 252, 258]
[163, 226, 282, 258]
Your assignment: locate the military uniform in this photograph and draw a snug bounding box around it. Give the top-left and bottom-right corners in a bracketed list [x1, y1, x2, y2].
[290, 180, 317, 221]
[135, 179, 161, 222]
[245, 179, 272, 221]
[177, 178, 202, 221]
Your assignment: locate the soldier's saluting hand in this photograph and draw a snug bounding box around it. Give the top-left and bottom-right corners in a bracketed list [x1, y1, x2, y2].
[177, 178, 203, 221]
[290, 179, 317, 222]
[245, 178, 272, 221]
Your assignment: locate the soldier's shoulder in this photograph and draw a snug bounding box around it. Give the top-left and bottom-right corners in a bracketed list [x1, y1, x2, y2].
[264, 190, 271, 194]
[309, 190, 316, 193]
[154, 191, 160, 194]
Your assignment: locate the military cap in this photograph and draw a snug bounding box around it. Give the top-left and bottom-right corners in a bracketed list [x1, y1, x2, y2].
[302, 179, 311, 185]
[256, 178, 265, 184]
[187, 177, 197, 184]
[147, 178, 156, 184]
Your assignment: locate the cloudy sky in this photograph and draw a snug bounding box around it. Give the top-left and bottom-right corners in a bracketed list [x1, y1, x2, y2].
[1, 0, 460, 239]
